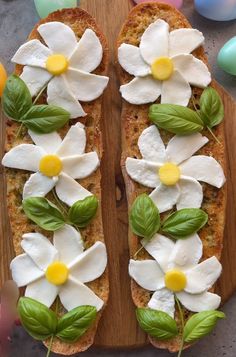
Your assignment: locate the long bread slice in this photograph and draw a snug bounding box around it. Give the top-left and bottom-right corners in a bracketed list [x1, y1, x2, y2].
[4, 8, 109, 355]
[117, 2, 226, 352]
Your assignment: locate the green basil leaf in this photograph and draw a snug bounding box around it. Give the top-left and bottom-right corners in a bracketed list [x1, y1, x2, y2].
[56, 306, 97, 343]
[200, 87, 224, 128]
[130, 194, 160, 240]
[184, 310, 225, 343]
[22, 197, 65, 231]
[68, 196, 98, 228]
[136, 308, 178, 340]
[149, 104, 204, 135]
[22, 105, 70, 133]
[2, 74, 32, 121]
[18, 297, 57, 341]
[161, 208, 208, 239]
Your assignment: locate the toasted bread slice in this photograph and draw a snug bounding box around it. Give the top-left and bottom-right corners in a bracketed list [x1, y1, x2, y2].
[4, 8, 109, 355]
[117, 3, 226, 353]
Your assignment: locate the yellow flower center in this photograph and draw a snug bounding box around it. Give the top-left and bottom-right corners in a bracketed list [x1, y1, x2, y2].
[151, 57, 174, 81]
[39, 155, 62, 177]
[46, 54, 69, 75]
[46, 261, 69, 286]
[159, 162, 181, 186]
[165, 269, 187, 292]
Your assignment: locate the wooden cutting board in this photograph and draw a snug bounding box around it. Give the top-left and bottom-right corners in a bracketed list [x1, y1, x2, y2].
[0, 0, 236, 349]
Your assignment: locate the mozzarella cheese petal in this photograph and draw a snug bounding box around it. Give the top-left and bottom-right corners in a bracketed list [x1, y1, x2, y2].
[180, 155, 226, 188]
[65, 68, 109, 101]
[2, 144, 45, 172]
[169, 28, 204, 57]
[143, 234, 175, 273]
[10, 254, 44, 287]
[172, 54, 211, 88]
[11, 39, 51, 67]
[20, 66, 52, 97]
[69, 29, 103, 73]
[138, 125, 167, 164]
[28, 130, 62, 154]
[177, 176, 203, 210]
[129, 259, 165, 291]
[118, 43, 150, 77]
[176, 291, 221, 313]
[23, 172, 58, 199]
[69, 242, 107, 283]
[120, 76, 161, 105]
[59, 278, 104, 311]
[38, 22, 77, 58]
[53, 225, 84, 265]
[150, 184, 180, 213]
[126, 158, 161, 188]
[21, 233, 58, 270]
[56, 123, 86, 158]
[47, 76, 86, 118]
[56, 172, 92, 207]
[185, 256, 222, 294]
[166, 133, 209, 165]
[140, 19, 169, 64]
[169, 234, 203, 270]
[25, 277, 58, 308]
[161, 70, 191, 106]
[61, 152, 99, 179]
[148, 289, 175, 318]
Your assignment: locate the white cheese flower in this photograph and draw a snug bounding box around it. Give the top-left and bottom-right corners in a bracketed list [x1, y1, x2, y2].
[129, 234, 222, 317]
[118, 19, 211, 106]
[126, 125, 225, 213]
[12, 22, 109, 118]
[10, 225, 107, 311]
[2, 123, 98, 206]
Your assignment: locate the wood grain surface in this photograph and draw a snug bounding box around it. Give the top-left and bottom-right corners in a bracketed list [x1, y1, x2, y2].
[0, 0, 236, 349]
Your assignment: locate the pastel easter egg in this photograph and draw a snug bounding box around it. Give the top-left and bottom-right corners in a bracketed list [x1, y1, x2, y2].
[0, 62, 7, 97]
[133, 0, 183, 9]
[195, 0, 236, 21]
[34, 0, 77, 19]
[217, 37, 236, 75]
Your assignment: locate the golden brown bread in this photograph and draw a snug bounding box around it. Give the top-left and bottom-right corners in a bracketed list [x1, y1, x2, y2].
[4, 8, 109, 355]
[117, 2, 226, 352]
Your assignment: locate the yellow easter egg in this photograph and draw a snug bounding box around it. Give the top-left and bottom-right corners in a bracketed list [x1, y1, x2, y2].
[0, 63, 7, 97]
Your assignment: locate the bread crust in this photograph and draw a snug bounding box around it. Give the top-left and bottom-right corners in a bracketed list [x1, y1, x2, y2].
[4, 8, 109, 355]
[117, 3, 226, 352]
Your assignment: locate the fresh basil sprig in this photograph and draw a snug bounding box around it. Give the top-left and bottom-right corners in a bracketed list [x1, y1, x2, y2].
[130, 194, 160, 240]
[22, 195, 98, 231]
[22, 197, 65, 231]
[161, 208, 208, 239]
[200, 87, 224, 128]
[183, 310, 225, 343]
[2, 75, 70, 133]
[149, 87, 224, 136]
[18, 297, 57, 340]
[18, 297, 97, 343]
[136, 308, 178, 340]
[149, 104, 204, 135]
[57, 306, 97, 342]
[68, 196, 98, 228]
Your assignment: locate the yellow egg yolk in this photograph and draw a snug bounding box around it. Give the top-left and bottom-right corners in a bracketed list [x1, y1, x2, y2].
[151, 57, 174, 81]
[46, 54, 69, 75]
[165, 270, 187, 292]
[159, 162, 181, 186]
[39, 155, 62, 177]
[0, 62, 7, 97]
[46, 261, 69, 286]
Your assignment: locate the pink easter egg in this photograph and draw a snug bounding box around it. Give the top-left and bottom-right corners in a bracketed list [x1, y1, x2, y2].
[133, 0, 183, 9]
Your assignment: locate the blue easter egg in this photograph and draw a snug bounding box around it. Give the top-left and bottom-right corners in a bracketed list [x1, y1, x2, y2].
[218, 37, 236, 75]
[34, 0, 78, 19]
[195, 0, 236, 21]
